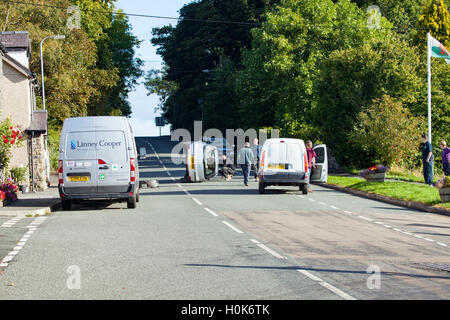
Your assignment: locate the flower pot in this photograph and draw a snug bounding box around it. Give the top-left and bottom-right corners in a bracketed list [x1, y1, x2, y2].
[365, 172, 386, 182]
[21, 185, 29, 194]
[439, 187, 450, 203]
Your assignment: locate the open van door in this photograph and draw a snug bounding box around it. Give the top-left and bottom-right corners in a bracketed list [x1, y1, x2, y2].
[310, 144, 328, 183]
[203, 144, 218, 180]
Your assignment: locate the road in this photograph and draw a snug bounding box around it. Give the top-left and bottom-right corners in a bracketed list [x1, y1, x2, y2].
[0, 136, 449, 299]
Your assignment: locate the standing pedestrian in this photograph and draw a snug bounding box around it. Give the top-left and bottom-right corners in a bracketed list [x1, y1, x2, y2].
[421, 134, 434, 186]
[440, 140, 450, 176]
[238, 142, 254, 186]
[251, 138, 261, 182]
[306, 140, 316, 193]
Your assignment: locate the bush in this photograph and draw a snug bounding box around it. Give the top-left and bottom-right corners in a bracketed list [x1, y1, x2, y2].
[350, 95, 424, 167]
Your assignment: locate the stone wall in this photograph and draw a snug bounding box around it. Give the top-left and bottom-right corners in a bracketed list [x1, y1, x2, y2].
[29, 134, 47, 191]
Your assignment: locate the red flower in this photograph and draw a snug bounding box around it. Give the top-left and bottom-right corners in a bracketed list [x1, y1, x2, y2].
[4, 139, 8, 143]
[11, 140, 15, 144]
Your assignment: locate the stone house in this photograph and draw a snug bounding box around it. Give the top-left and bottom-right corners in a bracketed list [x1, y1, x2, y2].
[0, 31, 47, 190]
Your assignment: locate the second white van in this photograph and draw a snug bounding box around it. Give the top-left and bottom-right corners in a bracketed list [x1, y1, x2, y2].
[258, 138, 328, 194]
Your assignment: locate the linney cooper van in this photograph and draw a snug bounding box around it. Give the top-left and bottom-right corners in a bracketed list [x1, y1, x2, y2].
[58, 116, 139, 210]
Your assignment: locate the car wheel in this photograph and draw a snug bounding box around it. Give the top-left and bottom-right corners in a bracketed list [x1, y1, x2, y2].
[259, 182, 265, 194]
[127, 195, 137, 209]
[61, 199, 72, 211]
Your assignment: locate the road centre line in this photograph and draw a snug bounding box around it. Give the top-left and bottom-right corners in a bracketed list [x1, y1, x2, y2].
[256, 243, 286, 259]
[222, 221, 244, 234]
[297, 270, 356, 300]
[192, 197, 203, 206]
[204, 208, 218, 217]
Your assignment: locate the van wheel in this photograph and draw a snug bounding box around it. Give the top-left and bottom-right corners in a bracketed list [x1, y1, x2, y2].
[127, 195, 137, 209]
[136, 189, 140, 203]
[259, 182, 265, 194]
[300, 184, 308, 195]
[61, 199, 72, 211]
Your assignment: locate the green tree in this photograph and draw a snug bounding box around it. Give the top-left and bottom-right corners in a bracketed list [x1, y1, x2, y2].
[350, 95, 424, 167]
[314, 36, 422, 166]
[414, 0, 450, 48]
[149, 0, 279, 131]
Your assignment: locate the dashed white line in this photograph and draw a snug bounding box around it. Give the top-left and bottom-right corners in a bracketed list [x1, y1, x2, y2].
[437, 242, 448, 247]
[257, 243, 286, 259]
[297, 270, 356, 300]
[222, 221, 244, 234]
[330, 206, 339, 210]
[205, 208, 218, 217]
[192, 197, 203, 206]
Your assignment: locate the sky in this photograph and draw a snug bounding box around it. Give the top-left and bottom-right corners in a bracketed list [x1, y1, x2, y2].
[115, 0, 192, 137]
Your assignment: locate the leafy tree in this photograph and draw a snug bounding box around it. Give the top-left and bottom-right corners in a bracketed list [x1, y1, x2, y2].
[236, 0, 390, 138]
[350, 95, 424, 167]
[149, 0, 279, 131]
[414, 0, 450, 48]
[314, 36, 422, 166]
[92, 12, 143, 116]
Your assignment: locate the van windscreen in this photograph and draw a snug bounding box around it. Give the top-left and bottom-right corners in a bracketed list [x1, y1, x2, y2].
[65, 131, 127, 163]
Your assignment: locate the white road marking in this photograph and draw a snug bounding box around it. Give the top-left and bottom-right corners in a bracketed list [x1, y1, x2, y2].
[358, 215, 373, 222]
[423, 238, 434, 242]
[297, 270, 356, 300]
[222, 221, 244, 234]
[319, 202, 327, 206]
[308, 198, 316, 202]
[192, 197, 203, 206]
[257, 243, 286, 259]
[1, 217, 23, 228]
[437, 242, 448, 247]
[205, 208, 218, 217]
[330, 206, 339, 210]
[250, 239, 260, 244]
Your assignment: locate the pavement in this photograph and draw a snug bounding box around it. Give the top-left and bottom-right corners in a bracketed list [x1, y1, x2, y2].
[0, 136, 448, 299]
[0, 175, 60, 218]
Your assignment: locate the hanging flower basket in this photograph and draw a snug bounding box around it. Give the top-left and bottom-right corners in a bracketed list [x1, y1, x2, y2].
[360, 165, 389, 182]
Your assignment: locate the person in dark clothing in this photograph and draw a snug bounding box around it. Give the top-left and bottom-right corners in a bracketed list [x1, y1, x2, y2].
[251, 138, 261, 182]
[422, 134, 434, 186]
[219, 155, 235, 181]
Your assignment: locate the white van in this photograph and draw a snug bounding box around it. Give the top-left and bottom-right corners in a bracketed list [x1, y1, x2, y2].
[185, 141, 218, 182]
[58, 116, 139, 210]
[258, 138, 327, 194]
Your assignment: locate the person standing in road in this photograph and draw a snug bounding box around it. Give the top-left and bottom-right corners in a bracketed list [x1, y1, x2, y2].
[422, 134, 434, 186]
[238, 142, 254, 186]
[251, 138, 261, 182]
[306, 140, 317, 193]
[440, 140, 450, 176]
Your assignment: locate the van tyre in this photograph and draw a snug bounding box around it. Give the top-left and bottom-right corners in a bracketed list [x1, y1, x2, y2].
[61, 199, 72, 211]
[259, 182, 265, 194]
[300, 184, 308, 195]
[127, 195, 137, 209]
[136, 189, 140, 203]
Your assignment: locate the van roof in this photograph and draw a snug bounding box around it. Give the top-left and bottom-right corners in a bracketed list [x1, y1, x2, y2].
[62, 116, 129, 131]
[264, 138, 305, 144]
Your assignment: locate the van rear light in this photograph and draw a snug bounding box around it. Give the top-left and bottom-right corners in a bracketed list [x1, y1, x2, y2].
[304, 153, 308, 176]
[261, 151, 265, 168]
[58, 160, 64, 185]
[130, 158, 136, 183]
[98, 159, 107, 165]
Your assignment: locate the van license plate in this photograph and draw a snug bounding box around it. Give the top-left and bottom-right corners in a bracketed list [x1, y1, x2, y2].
[268, 164, 286, 170]
[68, 176, 89, 182]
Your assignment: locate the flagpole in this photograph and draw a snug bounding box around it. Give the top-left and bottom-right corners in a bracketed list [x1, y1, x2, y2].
[427, 32, 432, 144]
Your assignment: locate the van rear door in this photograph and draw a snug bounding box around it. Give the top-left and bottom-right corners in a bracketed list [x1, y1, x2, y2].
[310, 144, 328, 183]
[63, 131, 98, 195]
[96, 130, 130, 193]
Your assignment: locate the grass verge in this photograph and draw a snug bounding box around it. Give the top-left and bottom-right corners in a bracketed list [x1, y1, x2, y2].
[327, 175, 450, 209]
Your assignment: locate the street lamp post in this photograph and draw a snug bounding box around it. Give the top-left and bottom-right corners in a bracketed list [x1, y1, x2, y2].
[40, 35, 65, 110]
